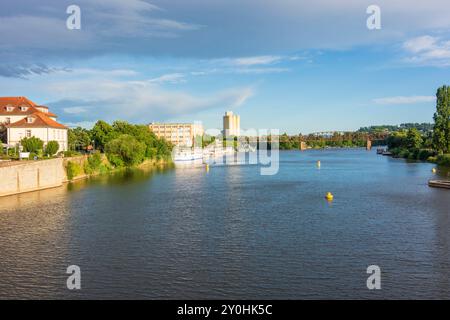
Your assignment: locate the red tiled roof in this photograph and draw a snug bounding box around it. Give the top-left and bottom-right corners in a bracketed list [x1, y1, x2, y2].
[6, 112, 67, 129]
[0, 97, 57, 118]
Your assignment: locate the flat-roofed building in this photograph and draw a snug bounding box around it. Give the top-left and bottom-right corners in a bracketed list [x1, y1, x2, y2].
[223, 111, 240, 137]
[149, 122, 204, 147]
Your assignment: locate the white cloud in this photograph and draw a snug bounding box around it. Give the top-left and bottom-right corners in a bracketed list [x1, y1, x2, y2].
[402, 35, 450, 66]
[373, 95, 436, 105]
[63, 121, 97, 129]
[147, 73, 186, 84]
[235, 67, 289, 74]
[232, 56, 282, 66]
[37, 70, 255, 123]
[63, 107, 87, 114]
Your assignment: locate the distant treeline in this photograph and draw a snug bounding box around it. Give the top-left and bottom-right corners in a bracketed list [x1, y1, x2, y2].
[274, 123, 435, 150]
[277, 132, 385, 150]
[357, 123, 433, 134]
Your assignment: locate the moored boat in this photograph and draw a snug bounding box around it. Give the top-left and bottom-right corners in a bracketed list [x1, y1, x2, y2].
[428, 180, 450, 189]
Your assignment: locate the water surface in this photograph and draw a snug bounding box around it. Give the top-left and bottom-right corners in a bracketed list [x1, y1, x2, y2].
[0, 149, 449, 299]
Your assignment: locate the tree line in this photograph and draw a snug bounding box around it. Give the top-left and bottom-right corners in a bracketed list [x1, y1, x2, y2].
[386, 85, 450, 166]
[68, 120, 173, 167]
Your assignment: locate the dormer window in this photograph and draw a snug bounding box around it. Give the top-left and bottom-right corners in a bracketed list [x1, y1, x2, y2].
[27, 117, 34, 123]
[20, 105, 28, 111]
[6, 105, 13, 112]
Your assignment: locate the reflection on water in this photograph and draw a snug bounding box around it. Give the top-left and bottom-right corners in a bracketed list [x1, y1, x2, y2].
[0, 149, 449, 299]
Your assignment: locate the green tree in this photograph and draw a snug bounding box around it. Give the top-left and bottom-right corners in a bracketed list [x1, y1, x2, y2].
[112, 120, 136, 135]
[45, 141, 59, 156]
[91, 120, 116, 152]
[68, 127, 91, 151]
[21, 136, 44, 153]
[386, 130, 407, 149]
[105, 134, 146, 167]
[0, 123, 6, 143]
[406, 128, 423, 150]
[433, 85, 450, 154]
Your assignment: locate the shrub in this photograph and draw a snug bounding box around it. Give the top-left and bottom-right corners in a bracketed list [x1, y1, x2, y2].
[98, 163, 111, 174]
[88, 151, 102, 167]
[105, 134, 146, 167]
[417, 149, 437, 161]
[107, 154, 124, 168]
[28, 152, 37, 160]
[397, 149, 410, 158]
[436, 154, 450, 166]
[64, 150, 81, 157]
[84, 152, 107, 175]
[21, 136, 44, 153]
[66, 161, 83, 180]
[45, 140, 59, 156]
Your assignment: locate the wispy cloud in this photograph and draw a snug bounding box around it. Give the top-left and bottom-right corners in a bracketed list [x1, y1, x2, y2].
[0, 64, 64, 79]
[373, 95, 436, 105]
[190, 55, 301, 75]
[32, 68, 255, 125]
[0, 0, 201, 77]
[232, 56, 282, 66]
[63, 107, 87, 114]
[402, 35, 450, 67]
[147, 73, 186, 84]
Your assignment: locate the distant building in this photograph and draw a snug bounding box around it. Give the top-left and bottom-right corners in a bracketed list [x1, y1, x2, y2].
[149, 122, 204, 147]
[0, 97, 68, 152]
[223, 111, 240, 137]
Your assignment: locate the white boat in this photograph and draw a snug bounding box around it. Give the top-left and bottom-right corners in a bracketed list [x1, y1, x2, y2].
[172, 148, 203, 162]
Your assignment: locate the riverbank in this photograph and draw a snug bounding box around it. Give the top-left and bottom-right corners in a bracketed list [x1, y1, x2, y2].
[65, 153, 172, 182]
[0, 158, 65, 197]
[0, 154, 172, 197]
[387, 147, 450, 168]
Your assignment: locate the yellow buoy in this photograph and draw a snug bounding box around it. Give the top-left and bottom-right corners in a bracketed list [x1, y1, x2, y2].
[432, 168, 436, 174]
[205, 164, 209, 172]
[317, 160, 321, 168]
[325, 192, 334, 201]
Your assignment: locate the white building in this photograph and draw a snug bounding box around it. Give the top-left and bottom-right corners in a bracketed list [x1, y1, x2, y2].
[0, 97, 68, 152]
[223, 111, 240, 137]
[149, 122, 204, 147]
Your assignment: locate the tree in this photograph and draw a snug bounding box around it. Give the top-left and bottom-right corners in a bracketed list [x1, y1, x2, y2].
[0, 123, 6, 143]
[45, 141, 59, 156]
[105, 134, 146, 167]
[20, 136, 44, 153]
[433, 85, 450, 154]
[68, 127, 91, 151]
[406, 128, 423, 150]
[91, 120, 116, 152]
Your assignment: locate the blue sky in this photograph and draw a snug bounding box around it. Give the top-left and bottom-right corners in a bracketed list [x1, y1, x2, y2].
[1, 0, 449, 134]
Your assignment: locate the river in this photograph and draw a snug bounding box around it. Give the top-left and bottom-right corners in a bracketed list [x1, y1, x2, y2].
[0, 149, 449, 299]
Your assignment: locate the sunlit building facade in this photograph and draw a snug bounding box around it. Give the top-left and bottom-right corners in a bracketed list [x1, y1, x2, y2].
[223, 111, 240, 137]
[148, 122, 204, 147]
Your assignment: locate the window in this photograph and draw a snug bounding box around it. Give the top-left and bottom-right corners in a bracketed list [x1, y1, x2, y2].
[20, 106, 28, 111]
[5, 117, 10, 124]
[26, 130, 31, 137]
[27, 117, 34, 123]
[6, 105, 13, 112]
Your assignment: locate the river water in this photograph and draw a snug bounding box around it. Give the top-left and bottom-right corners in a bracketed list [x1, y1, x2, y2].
[0, 149, 449, 299]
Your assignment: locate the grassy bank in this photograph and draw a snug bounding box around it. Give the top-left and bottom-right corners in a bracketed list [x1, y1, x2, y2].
[65, 152, 172, 181]
[388, 147, 450, 167]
